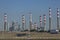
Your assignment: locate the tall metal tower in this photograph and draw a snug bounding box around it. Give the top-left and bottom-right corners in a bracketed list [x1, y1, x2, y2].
[57, 8, 59, 30]
[22, 15, 26, 31]
[49, 8, 52, 31]
[43, 14, 46, 31]
[4, 13, 7, 31]
[29, 13, 32, 31]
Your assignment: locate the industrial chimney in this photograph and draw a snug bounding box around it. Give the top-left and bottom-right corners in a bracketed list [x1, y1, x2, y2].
[57, 8, 59, 30]
[49, 8, 52, 32]
[43, 14, 46, 31]
[40, 16, 43, 31]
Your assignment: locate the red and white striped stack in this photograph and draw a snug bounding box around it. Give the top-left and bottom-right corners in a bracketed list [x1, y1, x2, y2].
[57, 8, 59, 30]
[49, 8, 51, 18]
[43, 14, 46, 31]
[43, 14, 46, 24]
[40, 16, 42, 27]
[4, 13, 7, 22]
[57, 8, 59, 18]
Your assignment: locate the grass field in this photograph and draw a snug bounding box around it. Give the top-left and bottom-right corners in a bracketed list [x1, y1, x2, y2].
[0, 31, 60, 40]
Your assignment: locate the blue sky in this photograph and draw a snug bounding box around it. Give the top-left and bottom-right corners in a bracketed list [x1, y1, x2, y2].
[0, 0, 60, 31]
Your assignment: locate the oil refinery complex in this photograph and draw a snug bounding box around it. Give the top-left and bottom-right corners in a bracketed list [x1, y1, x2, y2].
[0, 8, 60, 40]
[3, 8, 60, 33]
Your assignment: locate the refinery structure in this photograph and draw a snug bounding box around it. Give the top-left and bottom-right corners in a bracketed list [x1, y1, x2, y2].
[3, 8, 60, 32]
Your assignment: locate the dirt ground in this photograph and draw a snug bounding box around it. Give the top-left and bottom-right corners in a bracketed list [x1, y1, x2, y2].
[0, 31, 60, 40]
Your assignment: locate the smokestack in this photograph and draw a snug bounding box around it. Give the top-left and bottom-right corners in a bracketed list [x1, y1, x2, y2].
[29, 13, 32, 31]
[22, 15, 26, 31]
[40, 16, 42, 27]
[4, 13, 7, 31]
[40, 16, 42, 30]
[49, 8, 52, 31]
[43, 14, 46, 31]
[57, 8, 59, 30]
